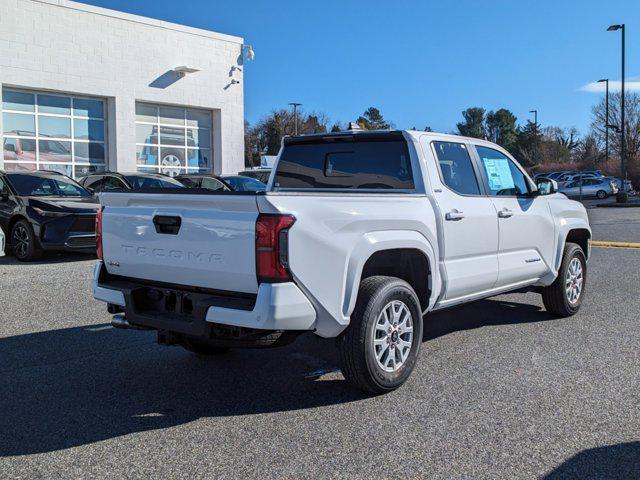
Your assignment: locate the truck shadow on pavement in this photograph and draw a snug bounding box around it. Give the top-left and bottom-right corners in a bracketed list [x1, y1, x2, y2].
[0, 297, 555, 456]
[543, 441, 640, 479]
[423, 296, 554, 341]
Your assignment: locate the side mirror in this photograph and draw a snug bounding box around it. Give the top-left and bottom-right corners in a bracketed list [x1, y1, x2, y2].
[536, 178, 558, 195]
[0, 192, 9, 202]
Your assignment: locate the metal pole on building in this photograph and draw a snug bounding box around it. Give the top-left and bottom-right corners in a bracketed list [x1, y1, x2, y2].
[598, 79, 609, 163]
[608, 23, 626, 199]
[288, 102, 302, 136]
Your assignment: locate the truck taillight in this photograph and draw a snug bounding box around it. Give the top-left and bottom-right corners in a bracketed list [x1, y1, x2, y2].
[256, 213, 295, 283]
[96, 207, 103, 261]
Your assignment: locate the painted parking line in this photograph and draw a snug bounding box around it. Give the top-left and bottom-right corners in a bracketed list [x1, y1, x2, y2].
[592, 240, 640, 249]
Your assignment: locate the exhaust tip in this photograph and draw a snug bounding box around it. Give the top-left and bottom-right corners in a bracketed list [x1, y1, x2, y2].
[111, 314, 130, 329]
[111, 314, 153, 331]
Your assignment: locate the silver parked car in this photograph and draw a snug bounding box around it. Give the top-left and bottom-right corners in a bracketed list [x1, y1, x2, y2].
[559, 177, 619, 199]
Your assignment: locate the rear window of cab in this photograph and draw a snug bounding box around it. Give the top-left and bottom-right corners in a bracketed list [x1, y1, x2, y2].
[273, 135, 414, 190]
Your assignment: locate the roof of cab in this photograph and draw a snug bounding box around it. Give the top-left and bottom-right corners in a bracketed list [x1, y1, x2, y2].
[285, 128, 490, 145]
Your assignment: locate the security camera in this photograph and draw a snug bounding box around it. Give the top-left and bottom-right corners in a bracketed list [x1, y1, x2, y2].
[243, 45, 255, 61]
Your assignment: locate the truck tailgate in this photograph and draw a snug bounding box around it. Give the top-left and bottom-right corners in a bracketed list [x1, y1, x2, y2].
[100, 192, 259, 294]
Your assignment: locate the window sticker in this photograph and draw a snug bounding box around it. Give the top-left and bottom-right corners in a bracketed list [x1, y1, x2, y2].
[482, 158, 514, 191]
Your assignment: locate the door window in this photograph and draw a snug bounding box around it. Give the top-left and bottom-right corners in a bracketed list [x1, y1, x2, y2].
[432, 141, 480, 195]
[476, 146, 530, 196]
[102, 176, 127, 191]
[83, 175, 104, 192]
[178, 177, 201, 188]
[201, 177, 227, 191]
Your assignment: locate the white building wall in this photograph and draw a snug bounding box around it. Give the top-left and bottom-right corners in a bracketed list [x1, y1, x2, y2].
[0, 0, 245, 175]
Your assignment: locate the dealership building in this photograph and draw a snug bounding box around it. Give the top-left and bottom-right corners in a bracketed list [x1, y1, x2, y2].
[0, 0, 246, 178]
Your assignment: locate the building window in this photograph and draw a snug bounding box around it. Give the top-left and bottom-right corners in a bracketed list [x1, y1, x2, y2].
[2, 88, 107, 178]
[135, 102, 212, 177]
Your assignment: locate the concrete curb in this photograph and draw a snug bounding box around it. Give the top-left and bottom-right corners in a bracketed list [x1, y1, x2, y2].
[592, 241, 640, 249]
[596, 202, 640, 208]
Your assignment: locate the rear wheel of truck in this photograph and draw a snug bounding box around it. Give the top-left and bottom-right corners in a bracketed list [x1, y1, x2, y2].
[541, 242, 586, 317]
[337, 276, 423, 394]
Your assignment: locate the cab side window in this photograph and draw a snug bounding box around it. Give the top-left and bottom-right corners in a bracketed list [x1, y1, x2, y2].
[432, 141, 480, 195]
[476, 146, 530, 196]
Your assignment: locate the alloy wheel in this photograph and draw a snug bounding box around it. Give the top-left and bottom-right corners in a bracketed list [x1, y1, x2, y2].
[161, 154, 182, 177]
[12, 225, 29, 258]
[372, 300, 414, 372]
[565, 257, 583, 304]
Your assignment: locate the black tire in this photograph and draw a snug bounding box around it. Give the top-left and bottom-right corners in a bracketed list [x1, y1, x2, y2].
[596, 190, 607, 199]
[541, 242, 586, 317]
[11, 219, 42, 262]
[181, 338, 230, 356]
[337, 276, 423, 394]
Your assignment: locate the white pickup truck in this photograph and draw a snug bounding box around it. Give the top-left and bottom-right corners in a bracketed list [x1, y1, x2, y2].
[93, 130, 591, 393]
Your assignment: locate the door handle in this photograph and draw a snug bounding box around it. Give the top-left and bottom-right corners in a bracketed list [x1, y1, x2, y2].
[445, 210, 465, 221]
[498, 208, 514, 218]
[153, 215, 182, 234]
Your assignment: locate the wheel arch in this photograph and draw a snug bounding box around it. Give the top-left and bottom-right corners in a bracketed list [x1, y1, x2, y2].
[343, 231, 438, 318]
[565, 228, 591, 260]
[7, 215, 30, 243]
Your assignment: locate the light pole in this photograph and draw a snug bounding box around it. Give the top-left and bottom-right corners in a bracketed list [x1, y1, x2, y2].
[529, 109, 538, 164]
[607, 23, 626, 199]
[597, 79, 609, 163]
[288, 102, 302, 136]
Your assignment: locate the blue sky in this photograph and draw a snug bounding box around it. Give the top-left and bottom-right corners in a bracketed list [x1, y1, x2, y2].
[82, 0, 638, 134]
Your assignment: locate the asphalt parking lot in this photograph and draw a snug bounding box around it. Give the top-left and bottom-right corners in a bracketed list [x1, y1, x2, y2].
[1, 206, 639, 479]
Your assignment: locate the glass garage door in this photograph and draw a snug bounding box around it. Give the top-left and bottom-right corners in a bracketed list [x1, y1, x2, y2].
[1, 88, 107, 178]
[135, 102, 212, 177]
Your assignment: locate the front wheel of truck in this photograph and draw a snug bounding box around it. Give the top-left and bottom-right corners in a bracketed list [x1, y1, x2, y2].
[337, 276, 423, 394]
[541, 242, 587, 317]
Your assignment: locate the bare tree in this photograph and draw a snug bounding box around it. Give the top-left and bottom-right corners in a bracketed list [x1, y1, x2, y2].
[591, 91, 640, 162]
[246, 109, 330, 166]
[573, 134, 604, 169]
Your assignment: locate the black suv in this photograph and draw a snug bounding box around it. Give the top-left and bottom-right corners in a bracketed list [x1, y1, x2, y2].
[77, 172, 185, 192]
[0, 170, 99, 261]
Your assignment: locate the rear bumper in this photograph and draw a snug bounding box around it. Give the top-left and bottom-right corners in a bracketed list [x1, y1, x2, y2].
[205, 282, 316, 330]
[92, 262, 316, 331]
